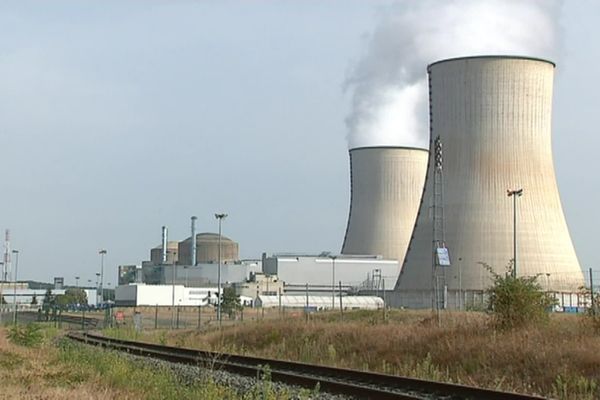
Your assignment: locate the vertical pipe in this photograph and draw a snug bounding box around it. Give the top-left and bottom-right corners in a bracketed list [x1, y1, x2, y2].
[191, 216, 197, 266]
[162, 226, 168, 264]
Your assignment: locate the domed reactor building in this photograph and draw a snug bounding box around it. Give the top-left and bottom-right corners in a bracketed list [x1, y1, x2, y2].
[341, 146, 428, 263]
[393, 56, 585, 309]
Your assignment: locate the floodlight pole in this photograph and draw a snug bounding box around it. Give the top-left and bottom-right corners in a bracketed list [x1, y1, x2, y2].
[215, 213, 228, 327]
[12, 250, 19, 325]
[507, 189, 523, 278]
[99, 249, 107, 304]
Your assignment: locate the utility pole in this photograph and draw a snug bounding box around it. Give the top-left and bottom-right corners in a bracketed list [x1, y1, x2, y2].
[99, 249, 107, 304]
[507, 188, 523, 278]
[328, 255, 337, 309]
[12, 250, 19, 325]
[215, 213, 228, 327]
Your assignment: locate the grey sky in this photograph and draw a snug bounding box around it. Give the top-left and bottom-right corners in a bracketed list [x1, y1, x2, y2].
[0, 1, 598, 287]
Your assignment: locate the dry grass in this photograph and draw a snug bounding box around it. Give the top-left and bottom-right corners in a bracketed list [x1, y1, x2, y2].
[0, 327, 135, 399]
[135, 310, 600, 399]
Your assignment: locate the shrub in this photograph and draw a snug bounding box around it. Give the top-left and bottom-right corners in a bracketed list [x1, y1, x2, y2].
[578, 285, 600, 333]
[6, 323, 44, 347]
[481, 261, 556, 330]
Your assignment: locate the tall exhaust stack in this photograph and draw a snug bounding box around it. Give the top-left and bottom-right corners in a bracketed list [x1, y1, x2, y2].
[191, 216, 197, 266]
[394, 56, 585, 308]
[341, 147, 428, 263]
[161, 226, 168, 264]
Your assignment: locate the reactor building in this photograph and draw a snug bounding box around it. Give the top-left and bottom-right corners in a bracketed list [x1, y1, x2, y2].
[393, 56, 585, 308]
[341, 147, 428, 263]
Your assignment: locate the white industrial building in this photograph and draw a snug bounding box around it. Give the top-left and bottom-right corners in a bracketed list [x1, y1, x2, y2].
[257, 295, 384, 310]
[115, 283, 219, 307]
[262, 253, 400, 290]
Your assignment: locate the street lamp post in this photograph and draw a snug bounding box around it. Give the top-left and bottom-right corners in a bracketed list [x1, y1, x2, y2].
[507, 188, 523, 278]
[75, 276, 80, 288]
[328, 255, 337, 309]
[12, 250, 19, 325]
[98, 250, 107, 305]
[457, 257, 462, 311]
[215, 213, 228, 327]
[95, 272, 100, 305]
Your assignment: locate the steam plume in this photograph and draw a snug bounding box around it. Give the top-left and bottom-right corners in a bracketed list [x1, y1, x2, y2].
[345, 0, 562, 149]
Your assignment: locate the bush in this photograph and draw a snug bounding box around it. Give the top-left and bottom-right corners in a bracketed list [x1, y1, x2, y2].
[578, 285, 600, 333]
[481, 261, 556, 330]
[6, 323, 44, 347]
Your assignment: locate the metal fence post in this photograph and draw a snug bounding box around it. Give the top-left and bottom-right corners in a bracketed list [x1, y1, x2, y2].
[382, 279, 387, 322]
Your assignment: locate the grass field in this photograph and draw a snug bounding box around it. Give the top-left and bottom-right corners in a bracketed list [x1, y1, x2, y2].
[0, 324, 311, 399]
[108, 309, 600, 399]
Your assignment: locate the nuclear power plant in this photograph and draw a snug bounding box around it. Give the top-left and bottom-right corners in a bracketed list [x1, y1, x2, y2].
[341, 147, 428, 262]
[392, 56, 585, 308]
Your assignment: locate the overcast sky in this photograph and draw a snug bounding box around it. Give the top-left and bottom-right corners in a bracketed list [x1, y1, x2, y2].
[1, 1, 598, 287]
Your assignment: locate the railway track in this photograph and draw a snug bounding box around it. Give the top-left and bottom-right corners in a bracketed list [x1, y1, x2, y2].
[19, 311, 101, 329]
[67, 331, 545, 400]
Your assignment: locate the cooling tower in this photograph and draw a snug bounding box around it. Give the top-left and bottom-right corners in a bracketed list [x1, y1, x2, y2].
[394, 56, 585, 308]
[341, 147, 428, 262]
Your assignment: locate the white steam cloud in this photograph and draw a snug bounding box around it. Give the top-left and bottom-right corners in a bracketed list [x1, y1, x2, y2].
[345, 0, 562, 149]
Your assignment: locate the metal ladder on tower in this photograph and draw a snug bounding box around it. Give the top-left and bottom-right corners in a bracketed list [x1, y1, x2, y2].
[431, 135, 447, 313]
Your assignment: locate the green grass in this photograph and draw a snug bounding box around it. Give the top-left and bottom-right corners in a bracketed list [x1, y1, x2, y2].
[56, 338, 314, 399]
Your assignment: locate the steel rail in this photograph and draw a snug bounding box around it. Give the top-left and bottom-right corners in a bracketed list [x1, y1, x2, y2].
[67, 332, 545, 400]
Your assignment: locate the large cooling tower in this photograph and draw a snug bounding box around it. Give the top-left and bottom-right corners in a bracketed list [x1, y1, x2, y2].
[394, 56, 585, 308]
[342, 147, 428, 262]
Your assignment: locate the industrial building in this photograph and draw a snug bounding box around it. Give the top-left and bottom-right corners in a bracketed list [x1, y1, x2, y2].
[150, 241, 179, 265]
[393, 56, 585, 309]
[178, 233, 239, 265]
[232, 272, 284, 298]
[342, 147, 428, 263]
[256, 295, 384, 310]
[262, 253, 400, 292]
[115, 283, 218, 307]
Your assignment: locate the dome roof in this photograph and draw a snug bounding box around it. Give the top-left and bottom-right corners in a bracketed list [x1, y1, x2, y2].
[180, 232, 236, 243]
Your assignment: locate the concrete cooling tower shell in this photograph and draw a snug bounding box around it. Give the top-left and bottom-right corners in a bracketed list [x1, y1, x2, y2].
[394, 56, 584, 308]
[341, 147, 428, 262]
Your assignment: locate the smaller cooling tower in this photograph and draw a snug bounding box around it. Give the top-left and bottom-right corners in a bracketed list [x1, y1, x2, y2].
[342, 147, 428, 263]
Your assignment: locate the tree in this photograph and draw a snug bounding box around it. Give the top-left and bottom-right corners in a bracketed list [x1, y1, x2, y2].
[221, 286, 242, 317]
[43, 288, 54, 307]
[31, 293, 38, 305]
[55, 288, 87, 309]
[481, 260, 556, 330]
